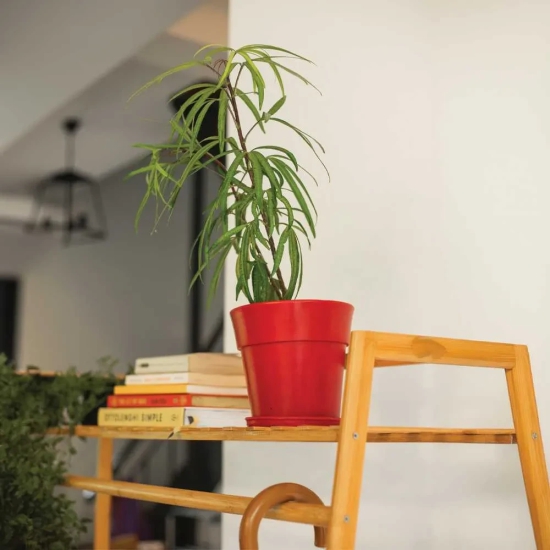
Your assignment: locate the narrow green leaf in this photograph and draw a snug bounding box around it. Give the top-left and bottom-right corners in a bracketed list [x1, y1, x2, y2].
[284, 230, 300, 299]
[238, 228, 254, 302]
[271, 227, 290, 275]
[271, 117, 329, 178]
[235, 90, 265, 132]
[219, 151, 246, 208]
[168, 82, 216, 104]
[278, 194, 295, 226]
[179, 140, 221, 184]
[265, 188, 277, 237]
[254, 152, 281, 195]
[128, 60, 203, 101]
[271, 158, 316, 236]
[278, 218, 312, 247]
[244, 44, 313, 63]
[217, 53, 237, 87]
[208, 224, 247, 258]
[207, 244, 231, 306]
[253, 146, 298, 170]
[134, 189, 151, 230]
[189, 100, 216, 145]
[271, 117, 325, 152]
[251, 261, 269, 302]
[246, 53, 285, 95]
[218, 92, 228, 150]
[251, 216, 270, 250]
[194, 44, 233, 58]
[239, 51, 265, 108]
[266, 96, 286, 118]
[126, 164, 156, 180]
[249, 152, 264, 209]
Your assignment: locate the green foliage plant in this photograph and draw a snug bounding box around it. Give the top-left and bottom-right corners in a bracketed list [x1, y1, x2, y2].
[130, 44, 327, 304]
[0, 358, 120, 549]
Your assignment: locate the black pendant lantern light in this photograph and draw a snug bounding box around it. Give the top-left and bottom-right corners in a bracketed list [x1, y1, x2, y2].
[26, 118, 107, 245]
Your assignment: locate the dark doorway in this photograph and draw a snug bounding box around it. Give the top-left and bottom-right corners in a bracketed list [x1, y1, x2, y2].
[0, 278, 18, 362]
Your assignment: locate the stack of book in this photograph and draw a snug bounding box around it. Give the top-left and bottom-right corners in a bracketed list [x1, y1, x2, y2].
[98, 353, 250, 429]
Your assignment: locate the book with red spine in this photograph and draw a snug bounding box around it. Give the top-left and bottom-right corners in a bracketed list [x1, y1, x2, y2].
[107, 393, 250, 409]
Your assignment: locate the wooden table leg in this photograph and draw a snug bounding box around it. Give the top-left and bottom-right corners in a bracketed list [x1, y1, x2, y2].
[507, 346, 550, 549]
[94, 437, 113, 550]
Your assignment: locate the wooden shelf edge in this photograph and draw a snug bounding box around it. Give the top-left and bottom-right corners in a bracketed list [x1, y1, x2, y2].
[64, 476, 331, 527]
[47, 425, 516, 444]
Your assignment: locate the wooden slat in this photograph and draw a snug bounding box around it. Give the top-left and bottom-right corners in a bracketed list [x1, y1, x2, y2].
[64, 476, 331, 527]
[361, 331, 517, 369]
[51, 425, 340, 442]
[369, 427, 516, 444]
[94, 437, 113, 550]
[48, 425, 516, 444]
[329, 332, 375, 549]
[507, 345, 550, 548]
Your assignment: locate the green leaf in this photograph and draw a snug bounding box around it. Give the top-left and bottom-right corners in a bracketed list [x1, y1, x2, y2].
[134, 189, 150, 230]
[128, 60, 204, 101]
[208, 223, 247, 258]
[180, 91, 219, 145]
[207, 244, 231, 306]
[253, 146, 298, 170]
[254, 151, 283, 195]
[219, 151, 246, 208]
[271, 227, 290, 275]
[238, 228, 254, 302]
[189, 100, 217, 146]
[278, 194, 295, 226]
[218, 92, 228, 150]
[244, 44, 314, 63]
[271, 117, 329, 179]
[168, 82, 216, 104]
[278, 218, 312, 248]
[236, 89, 265, 132]
[194, 44, 234, 57]
[217, 52, 237, 87]
[179, 140, 220, 184]
[271, 158, 316, 236]
[265, 188, 277, 237]
[246, 52, 285, 95]
[266, 95, 286, 119]
[251, 261, 269, 302]
[249, 152, 265, 209]
[239, 51, 266, 108]
[251, 216, 270, 250]
[285, 230, 302, 299]
[271, 117, 325, 152]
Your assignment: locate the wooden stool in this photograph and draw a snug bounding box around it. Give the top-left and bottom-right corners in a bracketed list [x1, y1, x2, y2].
[238, 331, 550, 549]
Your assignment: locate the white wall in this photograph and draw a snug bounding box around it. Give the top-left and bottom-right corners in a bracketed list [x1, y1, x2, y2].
[19, 164, 191, 371]
[0, 0, 198, 152]
[223, 1, 550, 548]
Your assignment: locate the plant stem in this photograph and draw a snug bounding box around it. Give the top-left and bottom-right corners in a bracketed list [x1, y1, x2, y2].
[224, 78, 289, 298]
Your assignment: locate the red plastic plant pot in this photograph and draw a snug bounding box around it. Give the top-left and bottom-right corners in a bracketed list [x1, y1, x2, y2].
[230, 299, 354, 427]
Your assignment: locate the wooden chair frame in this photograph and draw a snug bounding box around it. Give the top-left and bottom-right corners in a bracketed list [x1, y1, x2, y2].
[59, 331, 550, 549]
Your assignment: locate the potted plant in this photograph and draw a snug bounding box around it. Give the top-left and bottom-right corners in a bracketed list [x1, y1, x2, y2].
[130, 45, 353, 426]
[0, 359, 121, 549]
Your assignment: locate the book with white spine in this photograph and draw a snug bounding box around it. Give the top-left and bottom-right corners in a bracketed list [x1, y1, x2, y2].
[134, 353, 243, 375]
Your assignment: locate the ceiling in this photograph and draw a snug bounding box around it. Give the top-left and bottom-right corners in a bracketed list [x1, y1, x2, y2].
[0, 0, 228, 194]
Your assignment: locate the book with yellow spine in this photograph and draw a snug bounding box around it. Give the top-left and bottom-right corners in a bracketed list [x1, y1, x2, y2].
[97, 407, 250, 428]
